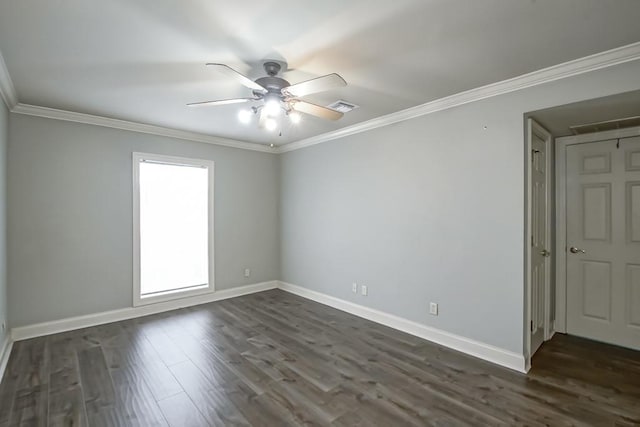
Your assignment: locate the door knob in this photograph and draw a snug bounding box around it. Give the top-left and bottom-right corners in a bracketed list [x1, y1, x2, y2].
[569, 247, 586, 254]
[539, 249, 551, 257]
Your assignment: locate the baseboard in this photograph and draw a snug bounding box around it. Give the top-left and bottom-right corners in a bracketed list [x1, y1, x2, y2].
[0, 334, 13, 381]
[11, 280, 278, 341]
[277, 281, 527, 373]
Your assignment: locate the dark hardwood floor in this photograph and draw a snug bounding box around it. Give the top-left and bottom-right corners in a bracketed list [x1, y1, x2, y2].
[0, 289, 639, 426]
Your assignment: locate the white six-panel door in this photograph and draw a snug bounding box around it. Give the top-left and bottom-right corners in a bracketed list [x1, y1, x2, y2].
[566, 136, 640, 350]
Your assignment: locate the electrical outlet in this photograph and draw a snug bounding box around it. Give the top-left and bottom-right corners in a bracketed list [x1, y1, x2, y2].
[244, 268, 251, 278]
[361, 285, 368, 296]
[352, 283, 357, 293]
[429, 302, 438, 316]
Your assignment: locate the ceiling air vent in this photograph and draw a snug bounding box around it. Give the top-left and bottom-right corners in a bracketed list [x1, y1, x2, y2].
[327, 100, 359, 113]
[570, 115, 640, 135]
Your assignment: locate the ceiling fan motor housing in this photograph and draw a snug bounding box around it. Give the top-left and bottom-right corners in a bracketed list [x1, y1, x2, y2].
[253, 62, 290, 99]
[253, 76, 290, 95]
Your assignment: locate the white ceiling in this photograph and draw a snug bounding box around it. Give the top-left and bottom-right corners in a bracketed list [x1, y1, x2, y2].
[1, 0, 640, 146]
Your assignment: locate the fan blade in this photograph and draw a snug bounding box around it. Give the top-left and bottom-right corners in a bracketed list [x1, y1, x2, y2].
[283, 73, 346, 97]
[290, 100, 344, 120]
[206, 63, 266, 92]
[187, 98, 255, 107]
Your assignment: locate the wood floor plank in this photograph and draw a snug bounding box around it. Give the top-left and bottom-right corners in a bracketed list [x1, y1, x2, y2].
[223, 382, 298, 427]
[9, 384, 48, 427]
[46, 332, 89, 427]
[328, 385, 427, 427]
[159, 317, 275, 397]
[264, 368, 352, 424]
[137, 321, 189, 367]
[0, 392, 14, 427]
[221, 302, 343, 392]
[109, 365, 169, 426]
[0, 346, 24, 425]
[157, 392, 209, 427]
[1, 289, 639, 426]
[101, 320, 185, 403]
[48, 384, 86, 427]
[198, 339, 274, 396]
[77, 346, 123, 425]
[14, 338, 49, 392]
[168, 360, 250, 427]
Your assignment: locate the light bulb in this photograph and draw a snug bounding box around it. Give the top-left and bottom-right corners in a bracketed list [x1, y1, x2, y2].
[264, 118, 277, 131]
[264, 99, 281, 117]
[289, 111, 301, 124]
[237, 109, 252, 124]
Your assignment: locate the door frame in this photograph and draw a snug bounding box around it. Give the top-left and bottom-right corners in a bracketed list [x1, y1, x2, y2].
[554, 125, 640, 333]
[525, 119, 553, 369]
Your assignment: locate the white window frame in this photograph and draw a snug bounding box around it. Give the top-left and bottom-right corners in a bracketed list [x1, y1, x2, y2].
[132, 152, 215, 306]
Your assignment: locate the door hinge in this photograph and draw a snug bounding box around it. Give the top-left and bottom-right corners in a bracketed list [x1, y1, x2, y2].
[531, 149, 540, 161]
[531, 235, 534, 247]
[616, 139, 620, 149]
[530, 320, 534, 332]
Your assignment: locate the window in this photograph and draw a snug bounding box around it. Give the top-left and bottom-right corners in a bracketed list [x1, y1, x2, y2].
[133, 153, 214, 306]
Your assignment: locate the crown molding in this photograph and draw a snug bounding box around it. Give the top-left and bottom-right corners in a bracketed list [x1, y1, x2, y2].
[0, 50, 18, 109]
[11, 103, 276, 153]
[276, 41, 640, 153]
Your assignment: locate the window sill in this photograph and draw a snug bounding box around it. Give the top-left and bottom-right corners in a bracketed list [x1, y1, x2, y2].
[133, 284, 215, 307]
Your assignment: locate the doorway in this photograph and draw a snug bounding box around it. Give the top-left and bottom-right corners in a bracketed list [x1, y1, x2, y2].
[525, 91, 640, 368]
[555, 129, 640, 350]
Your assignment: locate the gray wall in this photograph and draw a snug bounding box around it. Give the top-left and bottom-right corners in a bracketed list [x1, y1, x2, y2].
[280, 59, 640, 354]
[8, 115, 280, 327]
[0, 101, 7, 345]
[6, 59, 640, 356]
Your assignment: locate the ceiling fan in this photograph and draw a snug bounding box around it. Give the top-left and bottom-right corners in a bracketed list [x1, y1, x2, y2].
[187, 61, 347, 130]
